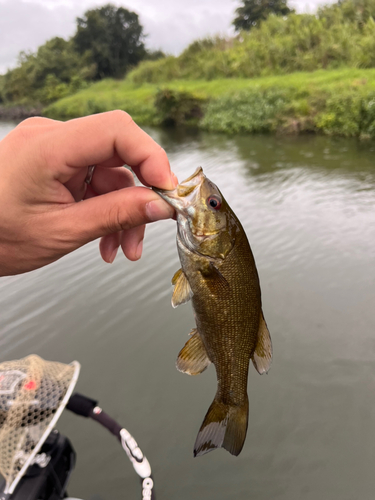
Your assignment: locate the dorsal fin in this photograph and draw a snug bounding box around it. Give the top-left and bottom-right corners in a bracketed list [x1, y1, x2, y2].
[251, 311, 272, 374]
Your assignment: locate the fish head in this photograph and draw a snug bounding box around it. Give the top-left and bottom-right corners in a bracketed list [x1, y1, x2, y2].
[154, 167, 238, 259]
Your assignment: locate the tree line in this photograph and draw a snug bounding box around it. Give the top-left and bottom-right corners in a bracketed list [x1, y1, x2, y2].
[0, 4, 163, 105]
[1, 0, 375, 107]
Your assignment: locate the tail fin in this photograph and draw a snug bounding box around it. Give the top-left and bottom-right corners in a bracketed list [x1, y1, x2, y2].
[194, 397, 249, 457]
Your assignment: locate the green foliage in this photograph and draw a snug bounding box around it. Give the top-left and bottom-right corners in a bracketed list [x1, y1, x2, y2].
[38, 74, 89, 104]
[361, 92, 375, 136]
[0, 4, 148, 106]
[127, 6, 375, 84]
[201, 88, 291, 133]
[44, 68, 375, 137]
[144, 50, 166, 61]
[316, 91, 362, 136]
[233, 0, 294, 31]
[0, 76, 4, 104]
[0, 37, 95, 105]
[43, 79, 157, 124]
[318, 0, 375, 28]
[73, 4, 146, 79]
[316, 89, 375, 137]
[44, 95, 157, 124]
[128, 57, 181, 84]
[154, 89, 206, 126]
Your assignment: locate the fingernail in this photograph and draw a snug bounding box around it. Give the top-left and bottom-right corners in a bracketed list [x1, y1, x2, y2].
[108, 246, 118, 264]
[136, 240, 143, 260]
[146, 199, 174, 222]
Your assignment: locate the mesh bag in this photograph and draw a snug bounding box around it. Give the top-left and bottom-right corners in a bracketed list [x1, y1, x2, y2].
[0, 355, 79, 493]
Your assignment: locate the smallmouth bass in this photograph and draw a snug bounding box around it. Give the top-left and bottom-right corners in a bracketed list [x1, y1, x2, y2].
[154, 167, 272, 457]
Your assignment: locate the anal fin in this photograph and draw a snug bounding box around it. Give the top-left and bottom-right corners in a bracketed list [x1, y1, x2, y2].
[176, 329, 211, 376]
[171, 268, 193, 308]
[251, 310, 272, 375]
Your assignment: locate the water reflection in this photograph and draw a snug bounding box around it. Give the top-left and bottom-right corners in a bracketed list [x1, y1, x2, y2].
[0, 122, 374, 500]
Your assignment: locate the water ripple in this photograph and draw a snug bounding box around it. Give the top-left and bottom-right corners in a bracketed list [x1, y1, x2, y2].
[1, 124, 375, 500]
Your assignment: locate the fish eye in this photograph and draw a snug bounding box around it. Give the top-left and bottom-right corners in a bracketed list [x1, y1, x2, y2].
[207, 195, 222, 211]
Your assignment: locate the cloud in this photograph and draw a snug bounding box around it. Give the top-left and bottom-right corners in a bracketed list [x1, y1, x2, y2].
[135, 0, 237, 54]
[0, 0, 76, 73]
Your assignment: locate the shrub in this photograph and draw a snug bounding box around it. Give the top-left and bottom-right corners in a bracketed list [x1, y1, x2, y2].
[315, 89, 375, 137]
[201, 88, 291, 133]
[154, 88, 206, 126]
[315, 91, 362, 136]
[128, 57, 181, 84]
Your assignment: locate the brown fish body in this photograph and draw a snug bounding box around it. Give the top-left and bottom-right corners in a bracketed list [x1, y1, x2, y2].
[179, 219, 261, 406]
[154, 167, 272, 457]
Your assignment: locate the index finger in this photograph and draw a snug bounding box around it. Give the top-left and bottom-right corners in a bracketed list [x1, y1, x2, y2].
[46, 111, 177, 190]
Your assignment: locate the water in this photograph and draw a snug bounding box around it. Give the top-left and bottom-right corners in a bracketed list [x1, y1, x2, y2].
[0, 120, 375, 499]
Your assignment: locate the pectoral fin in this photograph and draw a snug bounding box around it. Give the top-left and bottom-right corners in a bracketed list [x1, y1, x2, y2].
[171, 268, 193, 308]
[176, 329, 211, 376]
[200, 262, 230, 296]
[251, 311, 272, 375]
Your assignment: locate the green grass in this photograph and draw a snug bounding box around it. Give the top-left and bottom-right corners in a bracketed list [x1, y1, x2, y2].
[44, 79, 159, 123]
[43, 68, 375, 137]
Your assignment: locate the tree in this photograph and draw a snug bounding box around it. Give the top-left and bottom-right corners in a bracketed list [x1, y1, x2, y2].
[233, 0, 294, 31]
[319, 0, 375, 27]
[73, 4, 146, 79]
[1, 38, 95, 104]
[32, 37, 95, 87]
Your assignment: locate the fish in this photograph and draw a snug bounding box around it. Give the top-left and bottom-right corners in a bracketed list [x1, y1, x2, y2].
[153, 167, 272, 457]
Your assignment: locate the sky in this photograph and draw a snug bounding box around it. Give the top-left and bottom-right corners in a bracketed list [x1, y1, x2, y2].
[0, 0, 336, 74]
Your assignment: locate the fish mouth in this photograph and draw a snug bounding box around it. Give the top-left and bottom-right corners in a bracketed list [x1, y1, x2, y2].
[193, 229, 220, 238]
[152, 167, 204, 213]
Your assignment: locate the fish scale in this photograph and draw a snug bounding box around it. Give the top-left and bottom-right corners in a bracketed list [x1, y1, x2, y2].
[153, 167, 272, 457]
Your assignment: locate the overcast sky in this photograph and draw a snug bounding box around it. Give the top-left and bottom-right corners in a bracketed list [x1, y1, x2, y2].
[0, 0, 336, 74]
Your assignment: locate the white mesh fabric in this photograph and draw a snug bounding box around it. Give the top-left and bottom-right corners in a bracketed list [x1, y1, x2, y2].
[0, 355, 77, 491]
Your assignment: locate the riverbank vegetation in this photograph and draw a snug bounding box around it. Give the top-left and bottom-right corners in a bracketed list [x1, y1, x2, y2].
[3, 0, 375, 137]
[43, 68, 375, 138]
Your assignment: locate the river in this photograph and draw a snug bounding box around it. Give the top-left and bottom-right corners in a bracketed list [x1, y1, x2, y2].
[0, 121, 375, 500]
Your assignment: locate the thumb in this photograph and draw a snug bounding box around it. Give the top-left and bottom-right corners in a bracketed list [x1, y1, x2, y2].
[55, 186, 174, 249]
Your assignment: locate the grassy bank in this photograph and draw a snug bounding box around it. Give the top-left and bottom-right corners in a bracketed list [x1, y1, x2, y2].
[44, 68, 375, 138]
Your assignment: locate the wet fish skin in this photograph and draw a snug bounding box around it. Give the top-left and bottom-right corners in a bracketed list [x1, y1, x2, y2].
[153, 167, 272, 457]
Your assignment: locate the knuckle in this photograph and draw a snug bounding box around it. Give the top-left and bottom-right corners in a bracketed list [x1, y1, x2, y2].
[15, 117, 53, 134]
[11, 118, 55, 159]
[17, 117, 42, 127]
[105, 204, 122, 233]
[11, 124, 33, 141]
[104, 204, 135, 233]
[110, 109, 134, 126]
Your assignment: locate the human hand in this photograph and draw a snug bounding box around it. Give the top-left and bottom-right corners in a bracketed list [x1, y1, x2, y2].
[0, 111, 177, 277]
